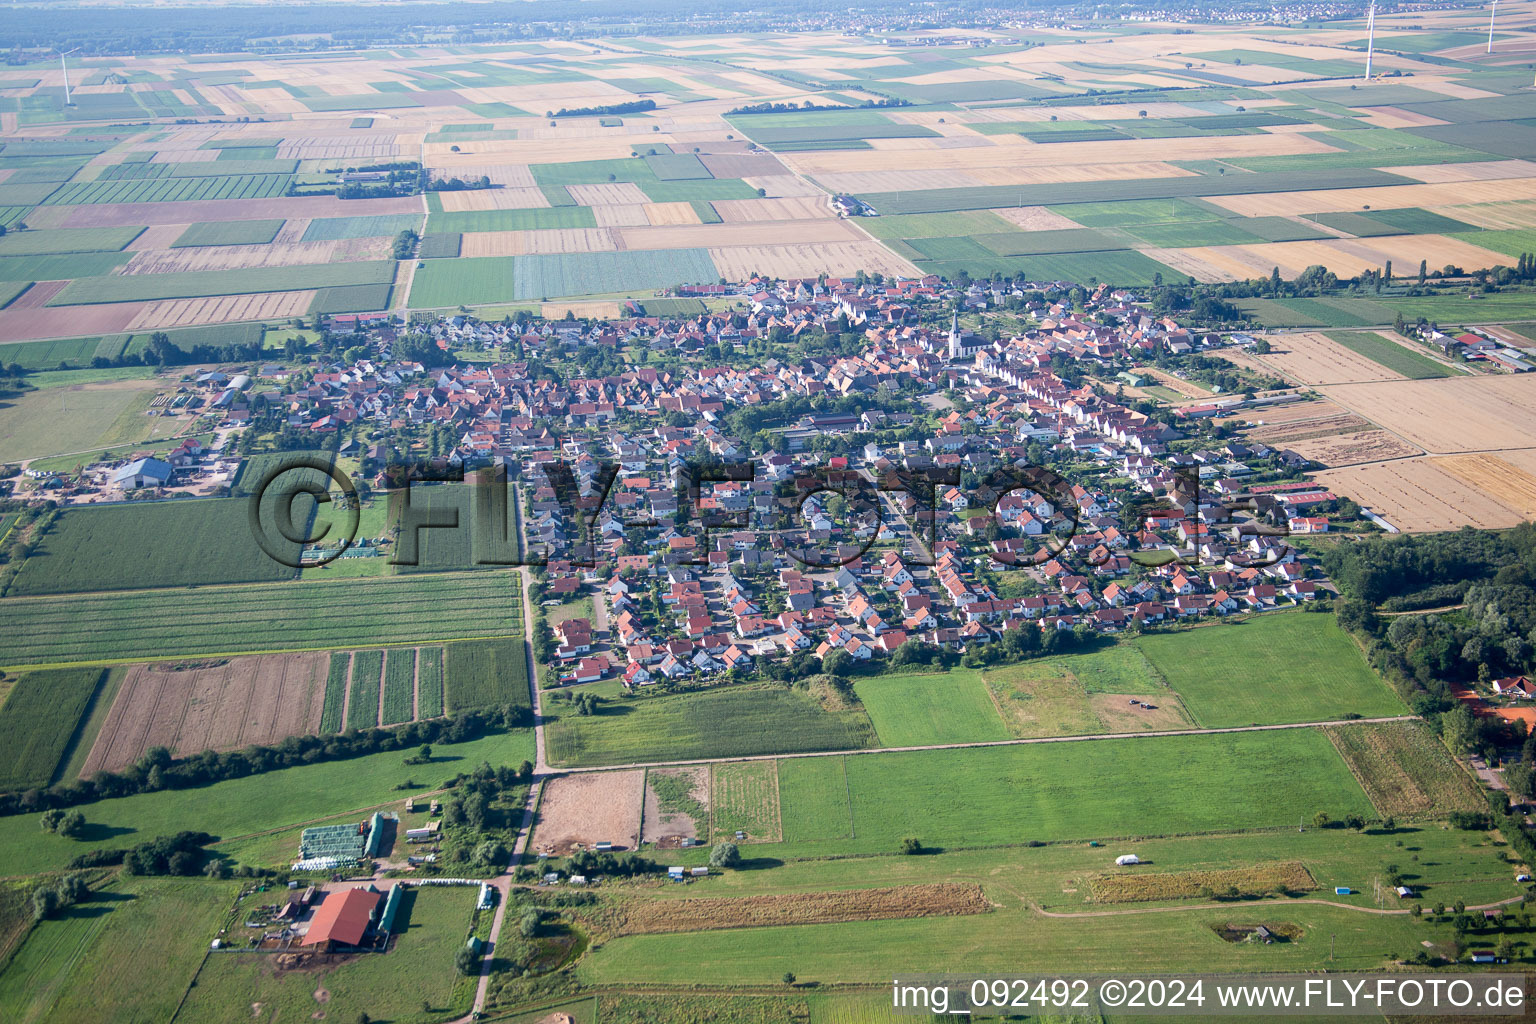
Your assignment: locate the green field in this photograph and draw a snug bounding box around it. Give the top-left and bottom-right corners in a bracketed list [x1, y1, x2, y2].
[0, 729, 534, 876]
[775, 757, 853, 843]
[43, 173, 293, 205]
[301, 214, 424, 241]
[0, 252, 132, 282]
[638, 179, 759, 203]
[973, 227, 1124, 256]
[545, 685, 876, 767]
[411, 249, 719, 306]
[0, 227, 143, 256]
[9, 499, 299, 595]
[1137, 613, 1406, 729]
[321, 651, 349, 733]
[381, 646, 416, 725]
[346, 649, 384, 730]
[0, 878, 234, 1024]
[0, 570, 526, 667]
[444, 638, 531, 714]
[1325, 331, 1454, 379]
[1450, 227, 1536, 260]
[417, 645, 445, 717]
[853, 670, 1010, 746]
[417, 231, 461, 258]
[0, 378, 176, 463]
[0, 668, 104, 791]
[857, 211, 1015, 240]
[170, 219, 284, 247]
[178, 887, 476, 1024]
[1123, 219, 1269, 247]
[49, 260, 394, 305]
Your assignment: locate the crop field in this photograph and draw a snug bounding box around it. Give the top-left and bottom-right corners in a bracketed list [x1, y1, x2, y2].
[79, 652, 328, 775]
[0, 227, 143, 256]
[346, 649, 384, 730]
[852, 670, 1010, 746]
[170, 219, 284, 247]
[48, 259, 393, 305]
[1252, 330, 1413, 386]
[0, 376, 175, 463]
[1136, 613, 1405, 729]
[1316, 372, 1536, 455]
[1316, 456, 1530, 532]
[617, 883, 987, 935]
[321, 651, 349, 733]
[0, 570, 526, 666]
[8, 498, 298, 595]
[417, 645, 445, 718]
[43, 174, 294, 205]
[443, 638, 530, 714]
[709, 760, 782, 843]
[1086, 862, 1316, 904]
[1325, 331, 1454, 380]
[1324, 720, 1485, 819]
[381, 646, 417, 725]
[301, 214, 424, 241]
[544, 686, 875, 768]
[427, 207, 598, 234]
[0, 668, 104, 791]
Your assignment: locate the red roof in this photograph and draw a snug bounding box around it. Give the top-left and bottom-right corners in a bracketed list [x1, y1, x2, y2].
[302, 888, 379, 947]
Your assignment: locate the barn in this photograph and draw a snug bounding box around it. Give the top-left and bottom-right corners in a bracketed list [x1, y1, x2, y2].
[301, 888, 381, 950]
[110, 457, 174, 491]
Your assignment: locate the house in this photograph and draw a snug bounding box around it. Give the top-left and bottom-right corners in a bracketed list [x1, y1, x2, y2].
[570, 657, 607, 684]
[301, 888, 380, 949]
[1493, 675, 1535, 699]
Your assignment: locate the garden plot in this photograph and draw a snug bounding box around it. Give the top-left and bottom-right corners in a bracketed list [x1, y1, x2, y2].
[640, 765, 709, 848]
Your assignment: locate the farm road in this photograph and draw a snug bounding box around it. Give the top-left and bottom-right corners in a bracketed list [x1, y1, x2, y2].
[1034, 894, 1527, 919]
[544, 715, 1420, 777]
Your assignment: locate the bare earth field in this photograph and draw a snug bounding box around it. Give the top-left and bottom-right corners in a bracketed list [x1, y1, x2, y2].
[533, 770, 645, 856]
[1314, 457, 1529, 531]
[640, 765, 709, 847]
[125, 291, 316, 330]
[708, 240, 918, 280]
[1250, 332, 1407, 386]
[1287, 429, 1424, 467]
[80, 653, 328, 775]
[1317, 374, 1536, 454]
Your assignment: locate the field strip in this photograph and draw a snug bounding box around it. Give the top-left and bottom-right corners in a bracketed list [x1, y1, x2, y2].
[1034, 894, 1525, 919]
[0, 631, 523, 674]
[545, 715, 1420, 775]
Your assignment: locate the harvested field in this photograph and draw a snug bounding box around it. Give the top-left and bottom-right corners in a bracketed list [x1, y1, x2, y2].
[1324, 720, 1485, 818]
[708, 240, 917, 281]
[79, 653, 329, 776]
[618, 219, 860, 251]
[1317, 374, 1536, 453]
[458, 231, 528, 258]
[120, 241, 343, 275]
[699, 152, 789, 178]
[0, 301, 145, 343]
[1286, 429, 1424, 467]
[710, 196, 832, 223]
[591, 204, 653, 227]
[567, 182, 650, 206]
[1436, 452, 1536, 520]
[615, 883, 989, 936]
[1209, 177, 1536, 218]
[5, 280, 67, 309]
[124, 224, 191, 251]
[642, 202, 702, 226]
[640, 765, 708, 847]
[1087, 863, 1316, 904]
[1314, 457, 1527, 531]
[124, 291, 315, 330]
[541, 300, 622, 319]
[461, 228, 618, 256]
[1245, 413, 1372, 446]
[1442, 200, 1536, 230]
[1254, 331, 1408, 385]
[436, 187, 550, 211]
[534, 769, 645, 855]
[987, 206, 1085, 231]
[1139, 246, 1238, 284]
[1088, 692, 1194, 733]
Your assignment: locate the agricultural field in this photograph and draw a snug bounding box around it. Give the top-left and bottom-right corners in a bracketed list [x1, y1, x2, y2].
[1326, 331, 1457, 380]
[0, 570, 526, 666]
[443, 637, 530, 714]
[709, 760, 783, 843]
[346, 649, 384, 730]
[852, 670, 1010, 746]
[1136, 613, 1406, 728]
[543, 685, 876, 767]
[0, 376, 176, 464]
[0, 668, 104, 791]
[1324, 720, 1486, 819]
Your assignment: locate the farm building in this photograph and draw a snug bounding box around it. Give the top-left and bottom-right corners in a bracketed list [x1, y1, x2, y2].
[299, 814, 384, 865]
[110, 457, 174, 490]
[301, 888, 381, 950]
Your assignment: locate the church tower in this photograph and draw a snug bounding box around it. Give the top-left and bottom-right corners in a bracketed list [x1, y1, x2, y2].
[948, 311, 962, 360]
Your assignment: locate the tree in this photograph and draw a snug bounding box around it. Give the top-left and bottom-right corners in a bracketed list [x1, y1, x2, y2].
[455, 946, 480, 976]
[782, 972, 797, 986]
[31, 887, 60, 921]
[900, 837, 923, 855]
[58, 811, 86, 839]
[40, 808, 65, 833]
[1311, 812, 1331, 829]
[1418, 259, 1427, 285]
[519, 907, 545, 938]
[709, 842, 740, 868]
[1252, 338, 1271, 354]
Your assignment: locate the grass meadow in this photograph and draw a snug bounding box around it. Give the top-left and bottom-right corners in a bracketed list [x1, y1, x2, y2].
[0, 668, 104, 791]
[545, 685, 875, 767]
[1136, 613, 1406, 728]
[852, 670, 1010, 746]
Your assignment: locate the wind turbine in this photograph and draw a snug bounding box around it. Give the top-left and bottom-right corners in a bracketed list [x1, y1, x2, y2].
[1488, 0, 1499, 54]
[1363, 1, 1376, 80]
[55, 47, 80, 107]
